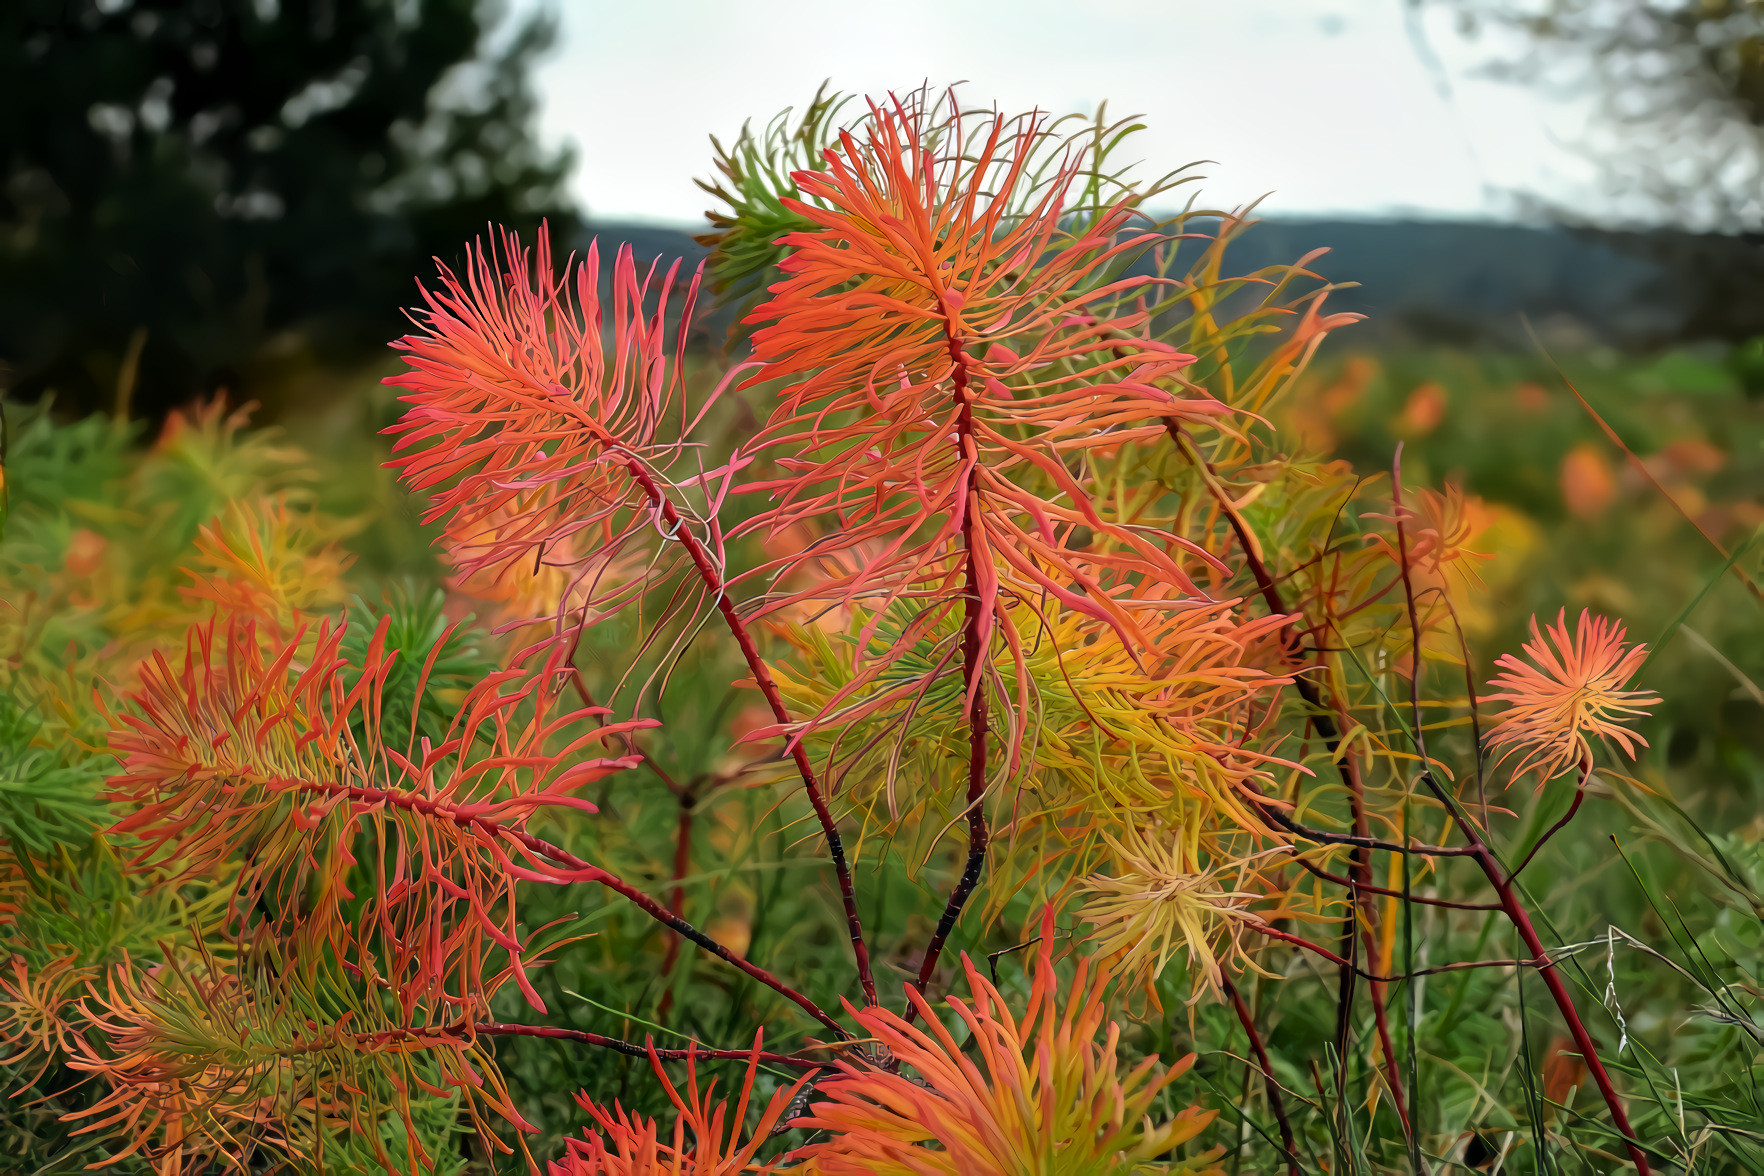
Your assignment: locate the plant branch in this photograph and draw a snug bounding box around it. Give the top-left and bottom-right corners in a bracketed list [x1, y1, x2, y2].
[1239, 778, 1478, 857]
[1222, 976, 1301, 1176]
[1506, 772, 1588, 884]
[1391, 445, 1650, 1174]
[502, 826, 850, 1040]
[1340, 726, 1412, 1138]
[618, 455, 878, 1008]
[909, 324, 991, 1018]
[657, 780, 700, 1018]
[1173, 422, 1426, 1141]
[473, 1022, 835, 1071]
[1286, 852, 1500, 910]
[1249, 921, 1550, 982]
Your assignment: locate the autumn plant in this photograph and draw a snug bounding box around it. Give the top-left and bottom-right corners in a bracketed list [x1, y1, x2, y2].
[2, 84, 1739, 1173]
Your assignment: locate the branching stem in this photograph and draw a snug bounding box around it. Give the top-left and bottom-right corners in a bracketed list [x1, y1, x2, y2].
[1391, 447, 1649, 1174]
[1170, 421, 1403, 1148]
[616, 454, 878, 1008]
[1506, 773, 1587, 884]
[657, 779, 700, 1018]
[1287, 852, 1500, 910]
[505, 826, 850, 1039]
[1249, 921, 1550, 982]
[473, 1022, 835, 1071]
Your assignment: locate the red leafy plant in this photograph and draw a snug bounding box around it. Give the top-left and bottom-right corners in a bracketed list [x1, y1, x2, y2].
[549, 1042, 807, 1176]
[0, 83, 1677, 1175]
[786, 910, 1221, 1176]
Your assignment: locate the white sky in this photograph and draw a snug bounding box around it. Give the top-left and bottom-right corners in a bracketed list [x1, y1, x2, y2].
[527, 0, 1601, 227]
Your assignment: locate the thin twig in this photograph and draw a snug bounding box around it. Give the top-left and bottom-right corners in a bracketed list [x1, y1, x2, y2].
[657, 778, 702, 1018]
[504, 826, 849, 1039]
[1222, 976, 1301, 1176]
[1287, 851, 1500, 910]
[1506, 773, 1587, 884]
[474, 1022, 835, 1071]
[1241, 778, 1478, 857]
[1249, 920, 1548, 983]
[1173, 421, 1417, 1140]
[619, 455, 878, 1007]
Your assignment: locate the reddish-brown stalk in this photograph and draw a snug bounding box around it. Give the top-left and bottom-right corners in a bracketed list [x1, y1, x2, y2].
[1391, 447, 1651, 1174]
[1247, 922, 1551, 983]
[1171, 421, 1416, 1137]
[1334, 730, 1412, 1136]
[908, 317, 992, 1017]
[1222, 976, 1302, 1176]
[501, 824, 847, 1038]
[546, 433, 879, 1009]
[1239, 778, 1480, 858]
[1287, 853, 1501, 911]
[473, 1022, 833, 1071]
[1506, 763, 1589, 883]
[656, 781, 699, 1017]
[561, 666, 704, 1018]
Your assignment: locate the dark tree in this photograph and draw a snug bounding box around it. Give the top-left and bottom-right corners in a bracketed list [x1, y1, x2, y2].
[1433, 0, 1764, 231]
[0, 0, 575, 417]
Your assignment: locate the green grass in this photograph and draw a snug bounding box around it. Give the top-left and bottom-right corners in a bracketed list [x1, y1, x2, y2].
[2, 337, 1760, 1173]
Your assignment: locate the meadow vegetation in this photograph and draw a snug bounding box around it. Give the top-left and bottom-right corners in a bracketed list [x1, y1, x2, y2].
[1, 87, 1761, 1174]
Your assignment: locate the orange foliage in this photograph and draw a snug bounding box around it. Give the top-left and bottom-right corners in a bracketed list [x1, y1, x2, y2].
[553, 1042, 807, 1176]
[1560, 442, 1618, 518]
[105, 614, 643, 1014]
[737, 93, 1228, 703]
[791, 912, 1220, 1175]
[1486, 608, 1660, 781]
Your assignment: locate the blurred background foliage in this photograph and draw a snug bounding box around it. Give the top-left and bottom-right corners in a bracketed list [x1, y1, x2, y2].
[1280, 344, 1764, 808]
[0, 0, 574, 419]
[1427, 0, 1764, 233]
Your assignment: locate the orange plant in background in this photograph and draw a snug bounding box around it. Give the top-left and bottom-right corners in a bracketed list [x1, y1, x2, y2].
[0, 86, 1680, 1174]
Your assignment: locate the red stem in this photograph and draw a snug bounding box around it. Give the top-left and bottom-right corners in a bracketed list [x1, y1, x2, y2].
[1249, 921, 1548, 983]
[290, 772, 847, 1038]
[1239, 777, 1479, 858]
[1175, 420, 1414, 1135]
[473, 1021, 834, 1071]
[910, 551, 990, 1010]
[1287, 852, 1500, 910]
[1223, 976, 1301, 1176]
[1363, 941, 1410, 1129]
[504, 826, 848, 1039]
[1506, 775, 1586, 884]
[1342, 737, 1412, 1134]
[1391, 448, 1649, 1173]
[657, 783, 698, 1018]
[908, 312, 991, 1017]
[618, 457, 878, 1008]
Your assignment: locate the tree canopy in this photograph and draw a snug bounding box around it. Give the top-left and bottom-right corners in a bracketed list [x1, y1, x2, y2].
[1437, 0, 1764, 231]
[0, 0, 575, 417]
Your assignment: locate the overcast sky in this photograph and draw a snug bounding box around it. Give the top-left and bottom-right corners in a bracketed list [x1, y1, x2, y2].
[526, 0, 1600, 227]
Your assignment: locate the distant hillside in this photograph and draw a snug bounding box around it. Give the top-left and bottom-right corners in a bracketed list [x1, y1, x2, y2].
[575, 218, 1764, 350]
